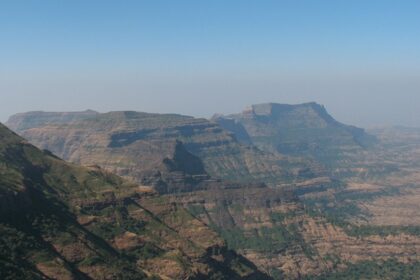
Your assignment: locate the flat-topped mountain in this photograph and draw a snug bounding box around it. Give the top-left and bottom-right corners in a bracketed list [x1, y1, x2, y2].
[6, 110, 322, 189]
[6, 109, 99, 131]
[0, 122, 270, 279]
[213, 102, 377, 165]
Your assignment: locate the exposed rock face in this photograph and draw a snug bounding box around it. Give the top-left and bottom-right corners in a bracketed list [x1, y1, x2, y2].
[136, 140, 214, 193]
[213, 102, 377, 165]
[6, 111, 322, 190]
[0, 122, 270, 279]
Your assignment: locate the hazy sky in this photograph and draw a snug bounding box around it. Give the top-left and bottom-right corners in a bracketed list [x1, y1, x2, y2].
[1, 1, 420, 127]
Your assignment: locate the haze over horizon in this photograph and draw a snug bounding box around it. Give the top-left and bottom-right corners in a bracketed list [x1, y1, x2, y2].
[2, 1, 420, 127]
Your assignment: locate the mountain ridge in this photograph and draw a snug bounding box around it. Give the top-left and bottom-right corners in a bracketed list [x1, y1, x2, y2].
[6, 110, 322, 190]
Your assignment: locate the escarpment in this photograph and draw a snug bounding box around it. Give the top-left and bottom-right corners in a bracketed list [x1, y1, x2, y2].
[7, 110, 323, 190]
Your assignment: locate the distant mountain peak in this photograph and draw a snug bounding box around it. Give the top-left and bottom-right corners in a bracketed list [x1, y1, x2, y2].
[6, 109, 99, 132]
[246, 102, 330, 119]
[214, 102, 377, 164]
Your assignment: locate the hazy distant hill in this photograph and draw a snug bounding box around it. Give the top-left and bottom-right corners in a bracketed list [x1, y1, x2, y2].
[213, 102, 377, 165]
[6, 110, 99, 131]
[7, 111, 322, 189]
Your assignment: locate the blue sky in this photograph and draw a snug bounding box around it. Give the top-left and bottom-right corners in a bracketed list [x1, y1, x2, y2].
[1, 1, 420, 126]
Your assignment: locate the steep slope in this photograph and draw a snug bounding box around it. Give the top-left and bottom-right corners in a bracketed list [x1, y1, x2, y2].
[0, 123, 270, 280]
[213, 102, 376, 165]
[7, 111, 323, 188]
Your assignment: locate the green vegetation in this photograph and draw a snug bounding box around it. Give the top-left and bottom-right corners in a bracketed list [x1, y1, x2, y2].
[305, 259, 420, 280]
[0, 224, 45, 280]
[270, 211, 299, 223]
[219, 227, 290, 252]
[346, 225, 420, 237]
[213, 208, 315, 259]
[303, 187, 420, 237]
[187, 204, 207, 217]
[126, 243, 164, 260]
[85, 204, 146, 240]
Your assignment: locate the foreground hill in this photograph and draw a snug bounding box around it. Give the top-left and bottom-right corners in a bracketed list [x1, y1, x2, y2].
[0, 123, 269, 279]
[213, 102, 376, 165]
[7, 111, 323, 190]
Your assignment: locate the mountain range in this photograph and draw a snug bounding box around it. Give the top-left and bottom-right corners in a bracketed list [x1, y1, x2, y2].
[6, 109, 325, 190]
[2, 102, 420, 280]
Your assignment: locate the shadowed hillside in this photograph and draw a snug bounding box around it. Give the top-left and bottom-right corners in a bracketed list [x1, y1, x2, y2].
[0, 123, 270, 280]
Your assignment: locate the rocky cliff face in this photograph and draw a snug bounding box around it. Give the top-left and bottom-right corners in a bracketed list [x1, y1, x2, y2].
[213, 103, 377, 166]
[6, 111, 323, 190]
[0, 122, 270, 280]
